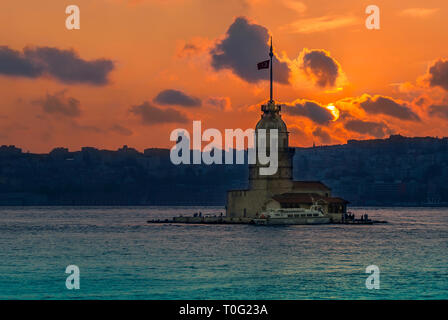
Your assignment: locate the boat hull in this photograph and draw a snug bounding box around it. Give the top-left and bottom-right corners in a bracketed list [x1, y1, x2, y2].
[252, 217, 331, 225]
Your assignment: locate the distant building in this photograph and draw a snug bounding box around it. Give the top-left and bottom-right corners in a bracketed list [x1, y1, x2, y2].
[0, 145, 22, 156]
[49, 147, 70, 159]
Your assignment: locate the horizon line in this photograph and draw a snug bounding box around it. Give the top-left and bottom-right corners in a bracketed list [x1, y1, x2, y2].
[1, 134, 447, 155]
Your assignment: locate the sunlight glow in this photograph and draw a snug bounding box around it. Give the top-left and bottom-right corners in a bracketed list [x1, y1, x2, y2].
[326, 105, 340, 121]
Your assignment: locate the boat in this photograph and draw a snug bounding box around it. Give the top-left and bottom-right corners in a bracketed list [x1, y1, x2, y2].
[252, 204, 331, 225]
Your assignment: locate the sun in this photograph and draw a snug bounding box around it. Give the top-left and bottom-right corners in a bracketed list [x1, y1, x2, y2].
[326, 105, 340, 121]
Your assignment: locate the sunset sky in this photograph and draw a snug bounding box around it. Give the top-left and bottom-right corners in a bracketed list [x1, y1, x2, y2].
[2, 0, 448, 152]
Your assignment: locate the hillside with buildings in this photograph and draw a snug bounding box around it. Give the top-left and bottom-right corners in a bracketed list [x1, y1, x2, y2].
[0, 134, 447, 206]
[294, 135, 448, 206]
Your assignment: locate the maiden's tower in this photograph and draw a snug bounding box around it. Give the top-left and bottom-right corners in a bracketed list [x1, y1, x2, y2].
[226, 38, 348, 222]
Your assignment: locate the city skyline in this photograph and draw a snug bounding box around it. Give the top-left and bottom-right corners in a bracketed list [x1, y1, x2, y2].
[1, 134, 447, 207]
[2, 0, 448, 152]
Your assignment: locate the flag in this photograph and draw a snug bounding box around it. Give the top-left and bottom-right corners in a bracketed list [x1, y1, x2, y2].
[257, 59, 269, 70]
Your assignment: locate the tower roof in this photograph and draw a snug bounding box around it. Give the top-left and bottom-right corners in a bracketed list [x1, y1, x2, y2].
[256, 100, 287, 131]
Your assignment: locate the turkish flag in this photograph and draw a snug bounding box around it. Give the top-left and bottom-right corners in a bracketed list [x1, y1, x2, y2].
[257, 60, 270, 70]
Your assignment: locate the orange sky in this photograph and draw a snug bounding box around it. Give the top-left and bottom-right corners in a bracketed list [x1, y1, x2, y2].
[1, 0, 448, 152]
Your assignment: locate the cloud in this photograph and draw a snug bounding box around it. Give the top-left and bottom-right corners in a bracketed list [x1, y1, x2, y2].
[177, 43, 203, 58]
[153, 89, 201, 107]
[70, 122, 103, 133]
[413, 96, 428, 106]
[345, 119, 390, 138]
[399, 8, 439, 18]
[176, 38, 211, 58]
[0, 46, 114, 85]
[129, 101, 188, 125]
[284, 99, 334, 124]
[73, 123, 134, 135]
[359, 95, 420, 121]
[110, 124, 133, 136]
[32, 91, 81, 117]
[210, 16, 290, 84]
[282, 0, 306, 14]
[206, 96, 232, 111]
[25, 47, 114, 85]
[426, 59, 448, 91]
[0, 46, 42, 77]
[312, 127, 332, 144]
[428, 104, 448, 119]
[281, 15, 359, 34]
[300, 49, 342, 88]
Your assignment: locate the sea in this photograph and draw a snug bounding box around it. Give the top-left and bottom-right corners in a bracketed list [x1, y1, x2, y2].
[0, 206, 446, 300]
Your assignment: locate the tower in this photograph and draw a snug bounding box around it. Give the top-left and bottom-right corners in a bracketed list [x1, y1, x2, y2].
[249, 101, 294, 192]
[226, 37, 347, 220]
[248, 38, 294, 192]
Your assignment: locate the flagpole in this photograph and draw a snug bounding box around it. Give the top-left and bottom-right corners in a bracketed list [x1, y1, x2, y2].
[269, 37, 273, 103]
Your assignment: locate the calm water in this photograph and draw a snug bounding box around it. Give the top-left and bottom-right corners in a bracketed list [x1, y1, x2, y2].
[0, 206, 447, 300]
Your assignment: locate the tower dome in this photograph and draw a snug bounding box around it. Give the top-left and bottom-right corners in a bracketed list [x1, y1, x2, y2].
[255, 101, 287, 132]
[255, 100, 289, 151]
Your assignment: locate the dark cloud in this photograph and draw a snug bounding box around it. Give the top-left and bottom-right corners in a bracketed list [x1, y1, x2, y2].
[427, 59, 448, 90]
[210, 16, 290, 84]
[70, 121, 103, 133]
[0, 46, 42, 77]
[289, 126, 308, 141]
[110, 124, 133, 136]
[130, 101, 188, 125]
[301, 49, 340, 88]
[0, 46, 114, 85]
[153, 89, 201, 107]
[177, 43, 202, 58]
[428, 104, 448, 119]
[206, 97, 231, 110]
[359, 95, 420, 121]
[70, 123, 133, 135]
[345, 119, 390, 138]
[413, 96, 427, 106]
[25, 47, 114, 85]
[33, 91, 81, 117]
[284, 100, 334, 124]
[312, 127, 332, 144]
